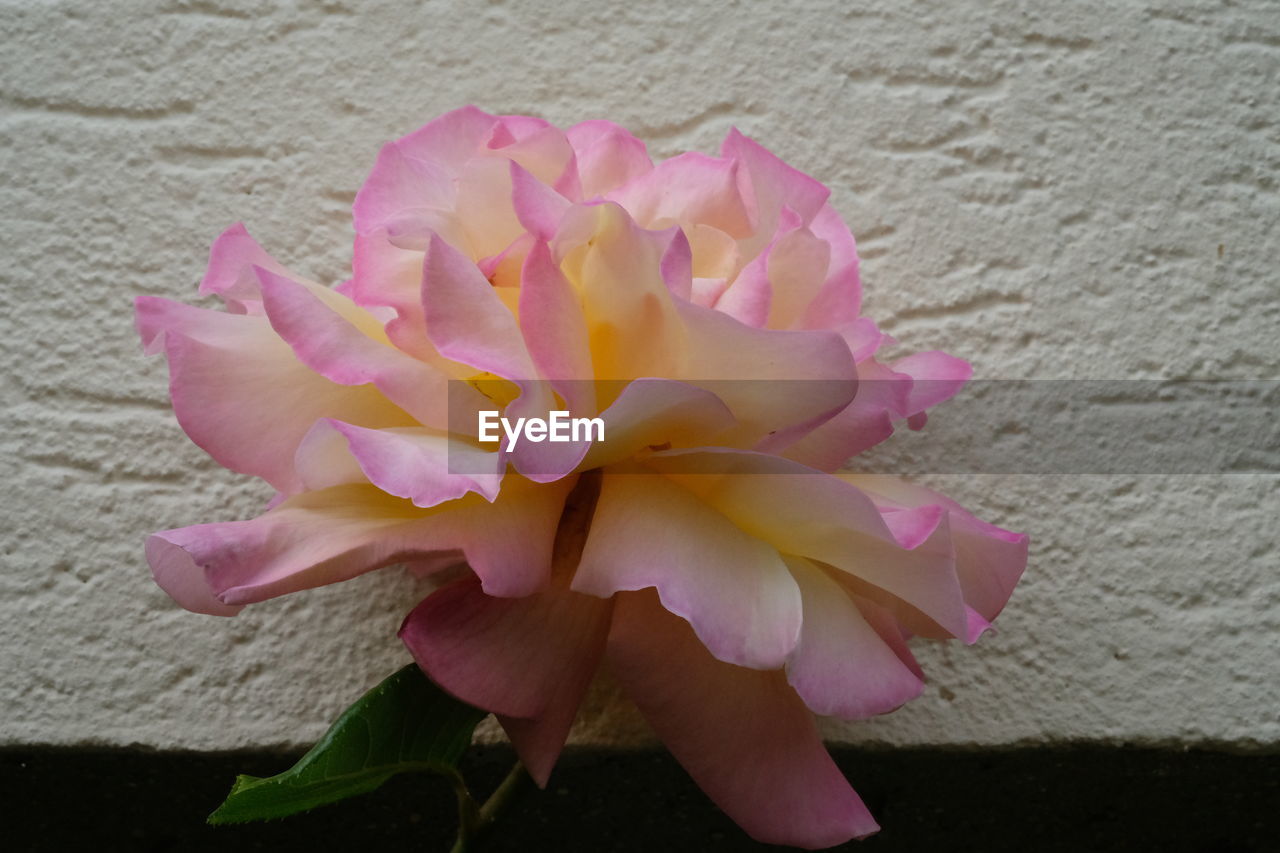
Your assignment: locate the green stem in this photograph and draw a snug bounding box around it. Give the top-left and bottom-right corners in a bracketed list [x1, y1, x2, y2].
[449, 771, 481, 853]
[478, 761, 530, 826]
[448, 762, 529, 853]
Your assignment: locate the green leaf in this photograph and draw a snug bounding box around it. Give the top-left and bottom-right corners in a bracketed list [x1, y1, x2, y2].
[208, 663, 488, 824]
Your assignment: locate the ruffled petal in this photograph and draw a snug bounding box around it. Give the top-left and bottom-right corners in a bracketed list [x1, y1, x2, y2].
[610, 152, 754, 238]
[607, 589, 879, 848]
[493, 115, 578, 195]
[351, 227, 426, 318]
[511, 162, 571, 242]
[255, 267, 456, 430]
[136, 296, 413, 493]
[674, 301, 858, 450]
[711, 243, 771, 327]
[421, 233, 589, 481]
[759, 217, 831, 331]
[453, 155, 527, 260]
[564, 119, 653, 198]
[148, 477, 571, 608]
[399, 575, 604, 719]
[781, 358, 913, 471]
[658, 226, 694, 301]
[691, 275, 729, 307]
[498, 392, 594, 484]
[395, 105, 504, 173]
[800, 204, 862, 327]
[399, 576, 611, 785]
[840, 474, 1028, 624]
[784, 556, 924, 719]
[350, 221, 473, 369]
[715, 206, 832, 331]
[573, 471, 801, 670]
[561, 202, 686, 382]
[422, 233, 535, 379]
[353, 144, 456, 236]
[890, 350, 973, 416]
[579, 379, 735, 470]
[144, 535, 243, 616]
[296, 419, 502, 507]
[518, 241, 594, 414]
[850, 592, 925, 679]
[198, 223, 291, 311]
[353, 106, 500, 234]
[150, 485, 441, 608]
[842, 317, 895, 363]
[646, 449, 970, 639]
[721, 127, 830, 234]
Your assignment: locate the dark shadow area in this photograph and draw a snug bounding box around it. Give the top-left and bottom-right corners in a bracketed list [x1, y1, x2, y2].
[3, 744, 1276, 851]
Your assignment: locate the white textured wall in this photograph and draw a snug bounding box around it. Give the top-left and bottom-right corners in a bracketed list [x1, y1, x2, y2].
[2, 0, 1277, 751]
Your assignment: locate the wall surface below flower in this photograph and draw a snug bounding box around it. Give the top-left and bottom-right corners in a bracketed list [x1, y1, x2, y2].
[1, 0, 1276, 752]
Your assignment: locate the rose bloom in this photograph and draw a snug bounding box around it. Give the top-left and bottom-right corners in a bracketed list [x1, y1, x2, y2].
[137, 107, 1026, 849]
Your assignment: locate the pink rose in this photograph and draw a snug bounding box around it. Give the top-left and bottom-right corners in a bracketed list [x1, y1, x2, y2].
[137, 106, 1026, 848]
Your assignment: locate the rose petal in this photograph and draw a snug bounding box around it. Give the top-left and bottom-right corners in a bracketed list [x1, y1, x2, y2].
[761, 218, 832, 330]
[721, 127, 830, 234]
[421, 232, 535, 379]
[399, 575, 608, 719]
[646, 449, 970, 639]
[685, 223, 739, 282]
[490, 387, 593, 483]
[148, 477, 570, 608]
[890, 350, 973, 416]
[400, 576, 611, 785]
[658, 225, 694, 302]
[421, 234, 587, 481]
[801, 204, 862, 327]
[716, 205, 831, 332]
[453, 155, 527, 260]
[511, 162, 572, 242]
[840, 474, 1029, 624]
[850, 592, 925, 679]
[198, 222, 291, 311]
[607, 589, 879, 848]
[610, 152, 754, 238]
[711, 244, 771, 327]
[565, 119, 653, 198]
[573, 470, 801, 670]
[784, 556, 924, 719]
[255, 267, 457, 430]
[136, 296, 413, 492]
[350, 222, 473, 368]
[351, 227, 426, 317]
[353, 144, 456, 236]
[690, 276, 729, 307]
[296, 419, 502, 507]
[578, 378, 736, 471]
[354, 106, 500, 233]
[841, 318, 895, 363]
[518, 241, 595, 414]
[674, 300, 858, 449]
[781, 355, 920, 470]
[144, 535, 243, 617]
[564, 202, 686, 381]
[396, 105, 503, 175]
[493, 116, 578, 196]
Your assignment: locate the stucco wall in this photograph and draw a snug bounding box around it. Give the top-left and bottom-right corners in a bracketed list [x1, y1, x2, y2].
[2, 0, 1276, 751]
